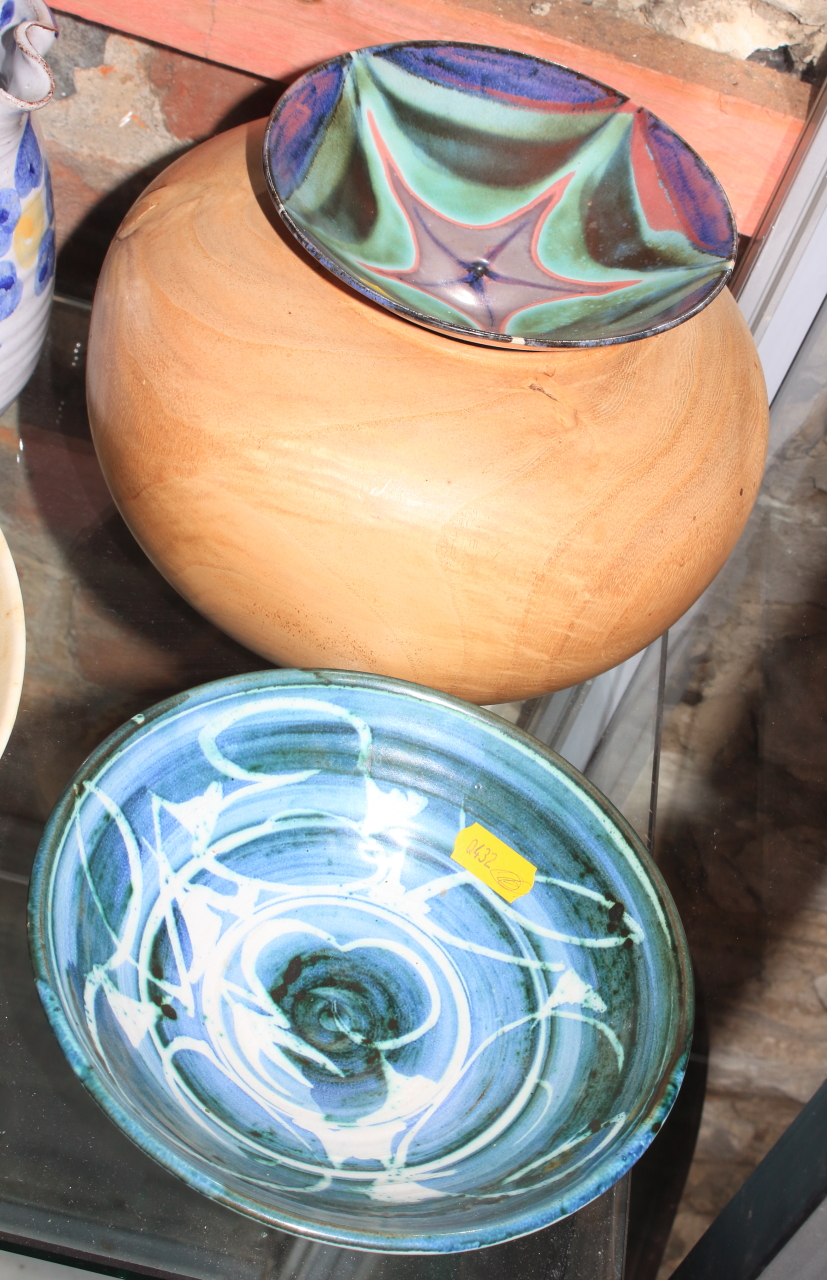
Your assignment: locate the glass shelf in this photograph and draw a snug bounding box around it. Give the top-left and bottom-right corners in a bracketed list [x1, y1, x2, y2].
[0, 299, 667, 1280]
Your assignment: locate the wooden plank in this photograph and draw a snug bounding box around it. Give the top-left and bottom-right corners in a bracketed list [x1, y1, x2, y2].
[468, 0, 810, 121]
[54, 0, 807, 234]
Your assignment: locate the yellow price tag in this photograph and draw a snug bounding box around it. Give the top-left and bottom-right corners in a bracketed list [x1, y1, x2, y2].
[451, 823, 536, 903]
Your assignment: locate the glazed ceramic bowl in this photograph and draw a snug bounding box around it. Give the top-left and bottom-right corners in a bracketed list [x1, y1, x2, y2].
[30, 670, 691, 1251]
[0, 525, 25, 758]
[263, 41, 736, 349]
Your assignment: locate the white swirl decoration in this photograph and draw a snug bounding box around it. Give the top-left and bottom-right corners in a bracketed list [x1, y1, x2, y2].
[47, 682, 673, 1234]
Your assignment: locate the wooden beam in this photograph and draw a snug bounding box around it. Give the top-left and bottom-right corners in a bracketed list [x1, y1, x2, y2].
[54, 0, 808, 235]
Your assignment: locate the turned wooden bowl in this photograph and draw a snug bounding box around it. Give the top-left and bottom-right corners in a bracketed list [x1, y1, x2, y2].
[0, 525, 25, 758]
[86, 120, 768, 704]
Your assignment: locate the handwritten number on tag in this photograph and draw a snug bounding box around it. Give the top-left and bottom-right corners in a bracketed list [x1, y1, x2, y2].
[452, 823, 536, 903]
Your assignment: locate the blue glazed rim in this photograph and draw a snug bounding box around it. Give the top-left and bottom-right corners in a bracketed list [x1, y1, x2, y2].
[28, 668, 693, 1253]
[263, 40, 737, 352]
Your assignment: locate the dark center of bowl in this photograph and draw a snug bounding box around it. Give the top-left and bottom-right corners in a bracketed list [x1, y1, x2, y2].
[466, 259, 489, 282]
[270, 949, 401, 1081]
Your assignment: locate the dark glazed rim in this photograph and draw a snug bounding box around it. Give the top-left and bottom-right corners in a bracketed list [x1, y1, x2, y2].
[28, 668, 694, 1253]
[262, 40, 737, 351]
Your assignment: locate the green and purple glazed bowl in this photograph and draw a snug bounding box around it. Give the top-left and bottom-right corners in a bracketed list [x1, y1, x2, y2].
[263, 41, 736, 349]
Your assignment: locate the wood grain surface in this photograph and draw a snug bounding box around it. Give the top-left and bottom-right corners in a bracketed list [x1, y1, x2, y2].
[54, 0, 808, 236]
[86, 121, 769, 704]
[0, 526, 25, 760]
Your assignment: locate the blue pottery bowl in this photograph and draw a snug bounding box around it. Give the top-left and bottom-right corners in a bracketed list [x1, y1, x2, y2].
[30, 670, 691, 1252]
[263, 41, 736, 349]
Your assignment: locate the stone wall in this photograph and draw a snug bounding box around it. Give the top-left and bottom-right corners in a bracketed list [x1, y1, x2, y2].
[585, 0, 827, 77]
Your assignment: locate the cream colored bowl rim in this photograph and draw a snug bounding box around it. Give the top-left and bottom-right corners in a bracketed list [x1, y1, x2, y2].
[0, 526, 25, 759]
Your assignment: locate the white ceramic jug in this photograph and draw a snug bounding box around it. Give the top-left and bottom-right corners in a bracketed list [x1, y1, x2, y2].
[0, 0, 56, 414]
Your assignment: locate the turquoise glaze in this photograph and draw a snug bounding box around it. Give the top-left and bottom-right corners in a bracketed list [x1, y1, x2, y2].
[29, 671, 692, 1251]
[263, 42, 736, 349]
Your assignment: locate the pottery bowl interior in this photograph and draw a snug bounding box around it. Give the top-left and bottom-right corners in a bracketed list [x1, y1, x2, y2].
[30, 670, 691, 1251]
[264, 41, 736, 349]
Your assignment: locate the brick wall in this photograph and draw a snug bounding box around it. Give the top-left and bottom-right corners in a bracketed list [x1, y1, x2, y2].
[42, 11, 283, 297]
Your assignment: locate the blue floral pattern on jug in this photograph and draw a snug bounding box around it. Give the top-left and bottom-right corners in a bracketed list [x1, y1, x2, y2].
[0, 188, 20, 255]
[34, 225, 54, 294]
[0, 1, 57, 411]
[14, 115, 42, 198]
[0, 258, 21, 319]
[30, 670, 692, 1252]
